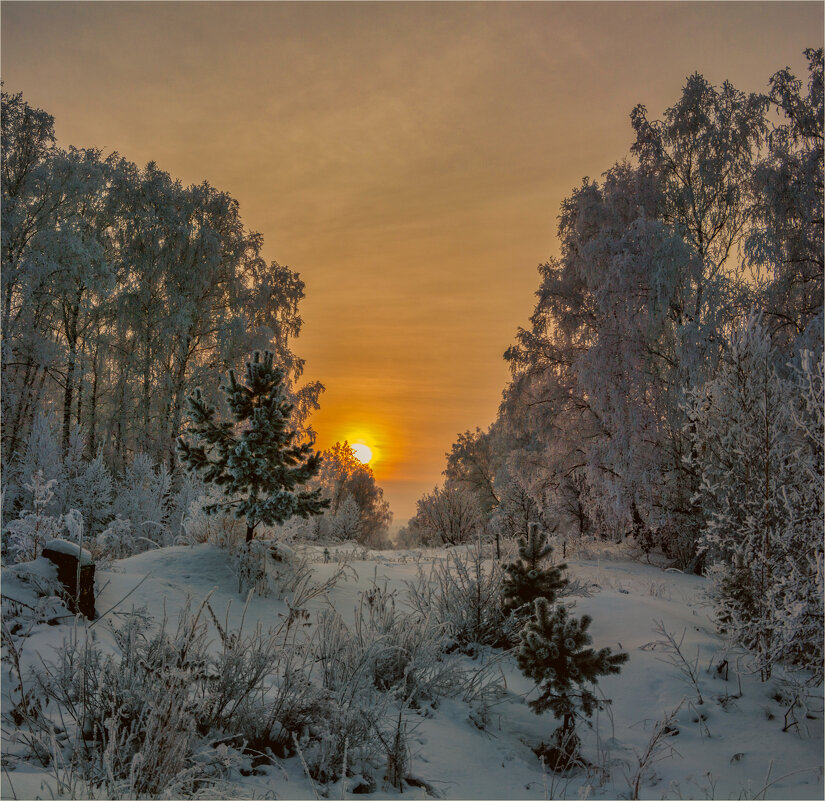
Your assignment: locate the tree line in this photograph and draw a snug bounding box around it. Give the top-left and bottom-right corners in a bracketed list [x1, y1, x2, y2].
[2, 89, 319, 496]
[404, 49, 823, 681]
[1, 90, 393, 549]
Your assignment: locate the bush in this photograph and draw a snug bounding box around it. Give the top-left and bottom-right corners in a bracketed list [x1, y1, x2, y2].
[406, 539, 511, 651]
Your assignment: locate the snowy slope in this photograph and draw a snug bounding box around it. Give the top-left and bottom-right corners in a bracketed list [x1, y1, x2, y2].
[2, 543, 822, 800]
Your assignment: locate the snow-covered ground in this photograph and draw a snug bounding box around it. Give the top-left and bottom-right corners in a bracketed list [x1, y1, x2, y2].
[2, 542, 823, 800]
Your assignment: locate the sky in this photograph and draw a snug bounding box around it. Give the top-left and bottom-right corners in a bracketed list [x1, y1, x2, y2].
[2, 1, 822, 524]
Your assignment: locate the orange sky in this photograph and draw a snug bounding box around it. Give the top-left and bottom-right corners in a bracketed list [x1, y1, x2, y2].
[2, 2, 821, 524]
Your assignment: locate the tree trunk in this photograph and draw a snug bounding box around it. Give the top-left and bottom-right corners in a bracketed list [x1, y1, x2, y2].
[62, 291, 81, 457]
[87, 344, 100, 457]
[246, 523, 255, 543]
[166, 348, 190, 473]
[62, 341, 77, 456]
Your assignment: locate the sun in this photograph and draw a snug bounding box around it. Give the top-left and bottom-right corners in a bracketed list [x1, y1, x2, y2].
[351, 442, 373, 464]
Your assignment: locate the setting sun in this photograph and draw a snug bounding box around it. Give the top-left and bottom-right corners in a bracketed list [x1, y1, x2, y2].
[351, 442, 373, 465]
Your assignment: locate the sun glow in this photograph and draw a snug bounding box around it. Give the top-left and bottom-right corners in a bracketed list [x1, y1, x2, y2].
[351, 442, 373, 464]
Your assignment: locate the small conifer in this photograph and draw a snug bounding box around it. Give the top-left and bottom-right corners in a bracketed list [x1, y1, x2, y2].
[502, 522, 568, 615]
[178, 351, 329, 542]
[517, 597, 628, 770]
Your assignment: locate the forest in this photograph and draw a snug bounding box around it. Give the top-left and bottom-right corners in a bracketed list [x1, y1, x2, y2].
[1, 47, 822, 800]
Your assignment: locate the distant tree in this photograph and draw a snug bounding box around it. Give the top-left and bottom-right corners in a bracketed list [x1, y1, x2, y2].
[444, 427, 500, 514]
[178, 351, 328, 542]
[502, 522, 568, 616]
[412, 484, 484, 546]
[396, 519, 425, 548]
[315, 441, 392, 545]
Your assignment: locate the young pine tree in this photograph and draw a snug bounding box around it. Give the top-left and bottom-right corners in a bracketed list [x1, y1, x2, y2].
[517, 598, 628, 769]
[502, 522, 568, 615]
[178, 351, 329, 542]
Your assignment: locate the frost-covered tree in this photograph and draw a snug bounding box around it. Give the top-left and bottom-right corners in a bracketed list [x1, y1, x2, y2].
[56, 425, 114, 535]
[4, 471, 64, 562]
[517, 598, 628, 768]
[330, 493, 361, 541]
[178, 351, 328, 542]
[0, 90, 320, 506]
[111, 453, 171, 545]
[11, 414, 64, 516]
[65, 451, 113, 538]
[749, 48, 823, 341]
[502, 522, 568, 616]
[411, 484, 484, 546]
[686, 311, 824, 680]
[486, 66, 778, 570]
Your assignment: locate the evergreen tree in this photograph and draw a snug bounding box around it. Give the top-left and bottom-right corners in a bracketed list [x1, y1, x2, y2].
[517, 598, 628, 769]
[178, 351, 329, 542]
[502, 522, 568, 615]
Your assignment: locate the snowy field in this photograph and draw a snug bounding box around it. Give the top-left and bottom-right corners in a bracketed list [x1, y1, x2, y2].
[2, 541, 823, 800]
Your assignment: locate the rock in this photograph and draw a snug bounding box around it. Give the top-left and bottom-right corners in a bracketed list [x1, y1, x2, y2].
[41, 542, 96, 620]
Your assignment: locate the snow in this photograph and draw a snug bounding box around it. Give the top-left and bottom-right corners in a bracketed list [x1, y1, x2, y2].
[2, 542, 822, 799]
[1, 557, 59, 605]
[42, 537, 93, 565]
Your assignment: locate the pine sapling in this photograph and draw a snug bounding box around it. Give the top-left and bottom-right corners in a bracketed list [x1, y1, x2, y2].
[178, 351, 329, 543]
[517, 597, 628, 771]
[502, 522, 568, 616]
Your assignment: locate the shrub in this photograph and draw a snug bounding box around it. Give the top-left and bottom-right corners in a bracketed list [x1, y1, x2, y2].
[406, 539, 510, 651]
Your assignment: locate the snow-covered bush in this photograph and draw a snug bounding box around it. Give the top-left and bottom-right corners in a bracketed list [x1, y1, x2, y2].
[231, 539, 271, 595]
[229, 538, 313, 598]
[94, 517, 140, 560]
[4, 471, 64, 562]
[182, 488, 247, 548]
[686, 312, 824, 681]
[411, 484, 485, 545]
[1, 558, 66, 633]
[111, 453, 171, 545]
[318, 582, 456, 703]
[406, 539, 510, 651]
[16, 602, 247, 798]
[298, 582, 457, 786]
